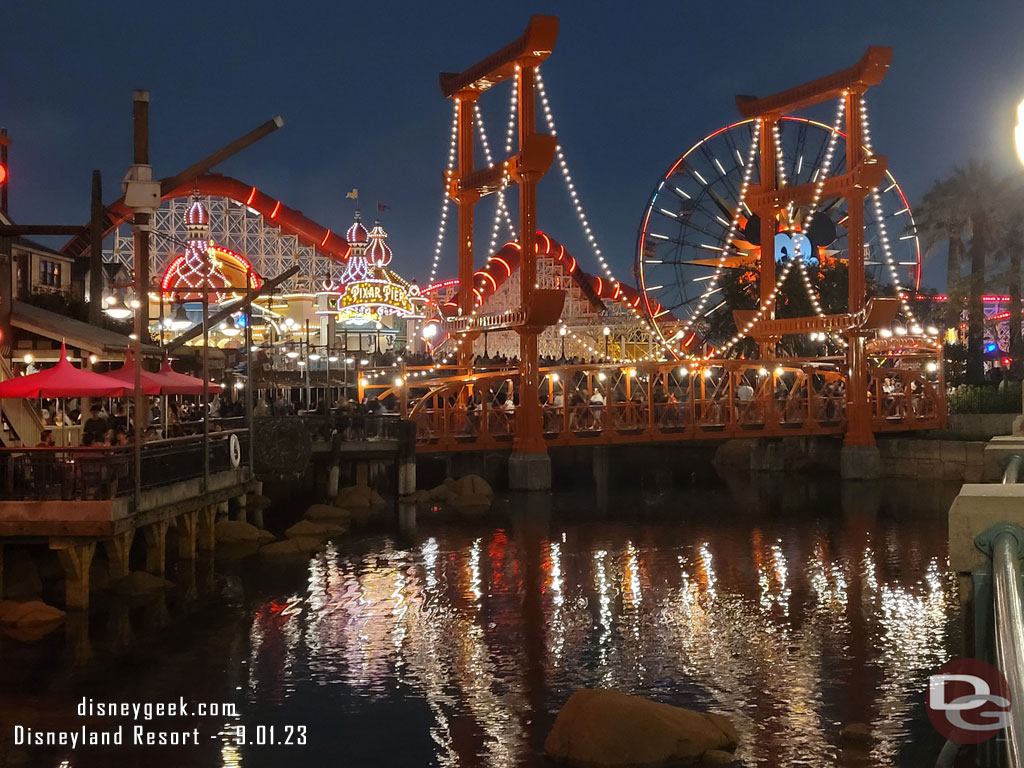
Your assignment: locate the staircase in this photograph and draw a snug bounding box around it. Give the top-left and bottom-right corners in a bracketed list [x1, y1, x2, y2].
[0, 355, 44, 446]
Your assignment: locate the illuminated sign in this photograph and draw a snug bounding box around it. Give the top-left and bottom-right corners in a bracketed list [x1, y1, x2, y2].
[316, 279, 423, 319]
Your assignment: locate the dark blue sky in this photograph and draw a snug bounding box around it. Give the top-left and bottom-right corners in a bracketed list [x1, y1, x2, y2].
[3, 2, 1024, 291]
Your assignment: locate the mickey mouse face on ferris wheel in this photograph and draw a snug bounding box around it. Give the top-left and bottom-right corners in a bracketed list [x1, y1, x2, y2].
[742, 213, 837, 266]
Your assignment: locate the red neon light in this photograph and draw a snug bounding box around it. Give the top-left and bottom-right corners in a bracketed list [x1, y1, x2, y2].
[245, 186, 257, 206]
[269, 201, 282, 219]
[321, 229, 332, 247]
[493, 256, 512, 276]
[476, 271, 498, 292]
[593, 276, 603, 295]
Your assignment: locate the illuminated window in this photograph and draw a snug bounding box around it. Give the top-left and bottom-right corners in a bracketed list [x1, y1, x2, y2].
[39, 260, 61, 288]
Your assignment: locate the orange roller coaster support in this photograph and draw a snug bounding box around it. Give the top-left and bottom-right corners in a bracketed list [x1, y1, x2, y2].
[440, 14, 559, 456]
[737, 46, 892, 450]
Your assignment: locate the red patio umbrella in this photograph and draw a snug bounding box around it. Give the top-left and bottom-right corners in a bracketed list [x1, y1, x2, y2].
[100, 351, 164, 395]
[0, 344, 127, 398]
[157, 359, 224, 395]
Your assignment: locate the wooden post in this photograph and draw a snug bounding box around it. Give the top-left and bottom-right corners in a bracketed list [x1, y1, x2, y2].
[103, 530, 135, 580]
[197, 505, 216, 551]
[176, 510, 199, 560]
[143, 521, 169, 577]
[56, 542, 96, 610]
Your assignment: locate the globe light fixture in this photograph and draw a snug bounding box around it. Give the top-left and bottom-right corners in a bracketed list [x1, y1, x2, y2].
[220, 316, 241, 337]
[169, 303, 191, 330]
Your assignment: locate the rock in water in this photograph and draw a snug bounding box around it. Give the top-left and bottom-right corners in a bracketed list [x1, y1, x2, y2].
[335, 484, 385, 509]
[0, 600, 66, 626]
[699, 749, 738, 766]
[304, 503, 351, 521]
[285, 520, 347, 540]
[215, 520, 265, 544]
[452, 474, 493, 499]
[545, 689, 738, 768]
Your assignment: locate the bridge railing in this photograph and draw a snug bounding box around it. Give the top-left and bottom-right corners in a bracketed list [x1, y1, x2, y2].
[396, 358, 944, 452]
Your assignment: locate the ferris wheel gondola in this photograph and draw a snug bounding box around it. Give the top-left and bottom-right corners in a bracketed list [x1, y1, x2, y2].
[635, 116, 921, 353]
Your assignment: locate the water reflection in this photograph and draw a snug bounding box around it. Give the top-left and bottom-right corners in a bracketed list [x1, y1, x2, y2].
[0, 476, 959, 768]
[230, 477, 957, 768]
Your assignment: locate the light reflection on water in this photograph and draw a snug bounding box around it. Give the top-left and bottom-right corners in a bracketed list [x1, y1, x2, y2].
[235, 477, 958, 768]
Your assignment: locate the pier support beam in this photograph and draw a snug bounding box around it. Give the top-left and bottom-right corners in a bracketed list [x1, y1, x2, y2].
[327, 464, 340, 499]
[508, 452, 552, 491]
[839, 444, 881, 480]
[143, 521, 169, 577]
[176, 511, 198, 560]
[230, 494, 248, 524]
[197, 505, 216, 551]
[102, 531, 135, 580]
[55, 541, 96, 610]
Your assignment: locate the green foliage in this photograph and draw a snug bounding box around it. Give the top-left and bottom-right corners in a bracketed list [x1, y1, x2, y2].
[947, 381, 1022, 414]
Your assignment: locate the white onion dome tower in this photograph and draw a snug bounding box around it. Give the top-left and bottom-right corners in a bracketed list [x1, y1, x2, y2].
[185, 196, 210, 242]
[365, 219, 393, 266]
[345, 209, 369, 257]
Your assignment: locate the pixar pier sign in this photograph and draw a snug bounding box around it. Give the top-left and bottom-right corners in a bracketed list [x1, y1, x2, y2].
[316, 279, 423, 320]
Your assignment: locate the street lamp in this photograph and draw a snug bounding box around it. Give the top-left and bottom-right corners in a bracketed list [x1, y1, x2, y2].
[603, 326, 611, 359]
[1015, 97, 1024, 166]
[559, 325, 567, 360]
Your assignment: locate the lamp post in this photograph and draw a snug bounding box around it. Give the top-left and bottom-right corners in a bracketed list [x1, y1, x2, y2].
[559, 325, 567, 360]
[603, 326, 611, 360]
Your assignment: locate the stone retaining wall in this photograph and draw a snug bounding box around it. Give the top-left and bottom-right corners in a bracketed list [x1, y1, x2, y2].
[947, 413, 1017, 439]
[877, 438, 985, 482]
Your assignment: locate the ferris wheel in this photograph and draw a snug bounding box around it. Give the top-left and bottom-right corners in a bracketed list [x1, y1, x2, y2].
[635, 116, 921, 350]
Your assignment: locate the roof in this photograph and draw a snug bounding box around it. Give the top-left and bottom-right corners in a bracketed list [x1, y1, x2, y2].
[12, 236, 65, 259]
[11, 300, 162, 357]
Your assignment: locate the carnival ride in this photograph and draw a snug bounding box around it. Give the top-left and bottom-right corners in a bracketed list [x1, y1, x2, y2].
[66, 15, 945, 465]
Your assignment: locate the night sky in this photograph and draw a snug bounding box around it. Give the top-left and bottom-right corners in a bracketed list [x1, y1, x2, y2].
[3, 1, 1024, 291]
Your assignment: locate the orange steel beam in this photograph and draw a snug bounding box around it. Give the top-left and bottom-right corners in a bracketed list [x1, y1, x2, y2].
[746, 157, 887, 212]
[736, 46, 893, 450]
[440, 15, 559, 456]
[736, 47, 892, 118]
[439, 15, 558, 98]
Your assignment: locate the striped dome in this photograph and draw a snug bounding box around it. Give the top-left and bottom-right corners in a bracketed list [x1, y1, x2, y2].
[365, 220, 392, 266]
[345, 210, 368, 244]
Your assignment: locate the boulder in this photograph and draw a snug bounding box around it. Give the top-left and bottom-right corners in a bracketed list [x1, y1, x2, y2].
[259, 538, 323, 559]
[246, 493, 273, 512]
[545, 689, 738, 768]
[285, 520, 347, 540]
[0, 600, 66, 626]
[404, 489, 430, 504]
[335, 484, 385, 510]
[2, 549, 43, 600]
[840, 723, 872, 744]
[114, 572, 174, 597]
[427, 484, 459, 505]
[453, 474, 493, 499]
[215, 520, 265, 544]
[305, 503, 351, 522]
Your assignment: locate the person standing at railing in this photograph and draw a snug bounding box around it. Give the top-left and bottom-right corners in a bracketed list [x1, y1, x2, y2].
[36, 430, 54, 448]
[82, 404, 108, 446]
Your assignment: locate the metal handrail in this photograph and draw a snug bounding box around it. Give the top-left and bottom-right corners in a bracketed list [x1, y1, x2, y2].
[993, 529, 1024, 766]
[1006, 454, 1024, 485]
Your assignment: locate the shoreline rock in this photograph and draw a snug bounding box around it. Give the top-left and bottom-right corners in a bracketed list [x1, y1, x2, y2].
[545, 689, 738, 768]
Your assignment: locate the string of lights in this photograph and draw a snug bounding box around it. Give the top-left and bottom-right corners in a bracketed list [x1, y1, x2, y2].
[473, 103, 517, 259]
[534, 68, 699, 363]
[859, 95, 918, 323]
[427, 101, 460, 288]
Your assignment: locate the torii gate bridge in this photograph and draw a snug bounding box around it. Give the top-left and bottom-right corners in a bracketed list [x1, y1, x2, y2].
[363, 18, 946, 486]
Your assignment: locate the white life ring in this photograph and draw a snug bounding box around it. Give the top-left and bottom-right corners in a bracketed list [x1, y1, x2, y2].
[229, 433, 241, 468]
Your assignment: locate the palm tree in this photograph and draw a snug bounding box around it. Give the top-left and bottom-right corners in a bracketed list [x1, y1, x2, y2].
[916, 162, 997, 383]
[913, 175, 969, 307]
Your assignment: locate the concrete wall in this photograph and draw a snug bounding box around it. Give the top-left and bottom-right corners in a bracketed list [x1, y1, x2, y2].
[947, 413, 1017, 439]
[878, 438, 985, 482]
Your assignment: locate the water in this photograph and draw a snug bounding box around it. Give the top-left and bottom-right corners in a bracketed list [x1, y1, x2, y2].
[0, 475, 961, 768]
